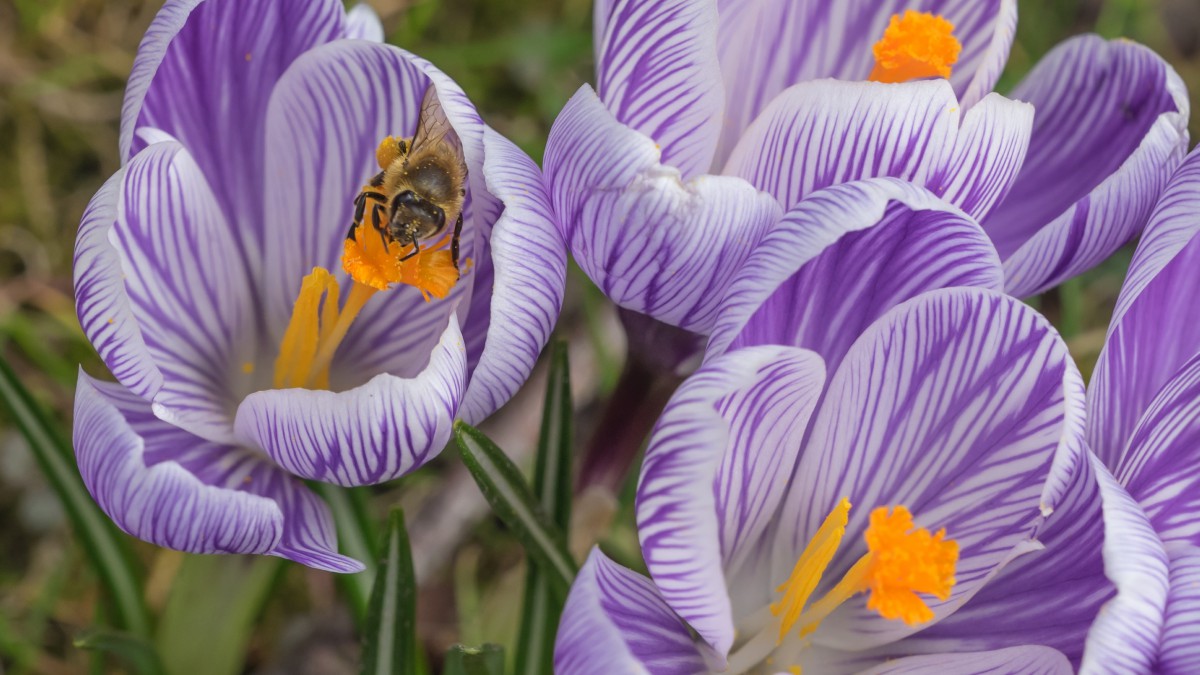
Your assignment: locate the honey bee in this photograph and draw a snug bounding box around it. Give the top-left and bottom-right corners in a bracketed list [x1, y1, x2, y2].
[349, 84, 468, 272]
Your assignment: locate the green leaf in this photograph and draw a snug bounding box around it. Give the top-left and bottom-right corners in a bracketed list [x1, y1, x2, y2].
[362, 509, 418, 675]
[156, 555, 282, 675]
[315, 482, 379, 625]
[454, 421, 577, 600]
[443, 644, 505, 675]
[515, 340, 573, 675]
[75, 629, 165, 675]
[0, 357, 151, 637]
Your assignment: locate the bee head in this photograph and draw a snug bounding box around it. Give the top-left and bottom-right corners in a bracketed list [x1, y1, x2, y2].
[388, 190, 446, 244]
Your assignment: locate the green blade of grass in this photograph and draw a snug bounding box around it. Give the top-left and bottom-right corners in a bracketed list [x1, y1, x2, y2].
[362, 509, 418, 675]
[0, 357, 151, 637]
[515, 340, 573, 675]
[315, 483, 379, 625]
[75, 629, 164, 675]
[454, 421, 577, 601]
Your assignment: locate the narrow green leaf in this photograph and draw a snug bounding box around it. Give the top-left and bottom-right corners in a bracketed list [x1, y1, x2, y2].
[315, 482, 379, 625]
[362, 509, 417, 675]
[0, 357, 151, 637]
[443, 644, 504, 675]
[454, 421, 577, 599]
[515, 340, 573, 675]
[75, 629, 164, 675]
[156, 555, 281, 675]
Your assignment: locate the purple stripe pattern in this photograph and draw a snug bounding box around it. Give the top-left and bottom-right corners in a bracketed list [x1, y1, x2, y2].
[554, 549, 709, 675]
[73, 0, 564, 570]
[722, 80, 1032, 221]
[984, 35, 1190, 297]
[545, 86, 781, 332]
[858, 646, 1072, 675]
[1159, 544, 1200, 674]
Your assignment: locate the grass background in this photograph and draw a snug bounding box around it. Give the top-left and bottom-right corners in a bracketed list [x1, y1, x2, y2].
[0, 0, 1197, 672]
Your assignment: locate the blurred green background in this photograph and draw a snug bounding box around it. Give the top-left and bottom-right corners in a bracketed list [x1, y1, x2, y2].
[0, 0, 1197, 673]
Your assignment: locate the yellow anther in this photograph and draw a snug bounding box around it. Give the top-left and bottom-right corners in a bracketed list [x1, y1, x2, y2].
[771, 498, 850, 642]
[869, 11, 961, 84]
[859, 506, 958, 625]
[273, 267, 343, 389]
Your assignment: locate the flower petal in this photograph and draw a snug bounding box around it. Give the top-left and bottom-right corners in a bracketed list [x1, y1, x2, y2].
[722, 80, 956, 209]
[982, 35, 1189, 297]
[233, 318, 466, 486]
[1079, 452, 1169, 674]
[554, 549, 709, 675]
[122, 0, 346, 260]
[1116, 352, 1200, 546]
[1089, 148, 1200, 470]
[857, 646, 1072, 675]
[713, 0, 1017, 163]
[458, 127, 567, 424]
[260, 40, 486, 386]
[545, 86, 781, 333]
[903, 445, 1108, 667]
[637, 346, 826, 659]
[774, 288, 1084, 650]
[707, 179, 1003, 373]
[74, 372, 361, 573]
[75, 141, 255, 444]
[936, 92, 1033, 221]
[343, 3, 384, 42]
[594, 0, 723, 178]
[1160, 542, 1200, 674]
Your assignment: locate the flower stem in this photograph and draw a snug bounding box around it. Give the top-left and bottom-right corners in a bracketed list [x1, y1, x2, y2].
[575, 358, 681, 494]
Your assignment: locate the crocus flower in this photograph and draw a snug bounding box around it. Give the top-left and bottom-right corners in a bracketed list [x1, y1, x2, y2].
[1080, 147, 1200, 669]
[72, 0, 565, 571]
[547, 0, 1189, 343]
[554, 178, 1165, 672]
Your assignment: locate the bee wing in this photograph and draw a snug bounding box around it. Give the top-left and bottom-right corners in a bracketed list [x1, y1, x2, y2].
[411, 85, 467, 171]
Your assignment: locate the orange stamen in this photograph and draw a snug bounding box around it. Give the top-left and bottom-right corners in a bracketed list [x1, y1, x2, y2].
[869, 11, 961, 84]
[858, 505, 958, 624]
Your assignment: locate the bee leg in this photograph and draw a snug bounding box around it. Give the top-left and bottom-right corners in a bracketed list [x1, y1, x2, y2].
[451, 212, 464, 273]
[399, 232, 422, 261]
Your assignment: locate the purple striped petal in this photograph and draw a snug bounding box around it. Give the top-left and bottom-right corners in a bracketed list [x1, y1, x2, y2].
[904, 443, 1108, 667]
[1079, 452, 1168, 674]
[458, 127, 566, 424]
[858, 646, 1072, 675]
[260, 41, 486, 387]
[1089, 148, 1200, 470]
[774, 288, 1084, 650]
[233, 319, 466, 486]
[595, 0, 723, 178]
[707, 179, 1003, 373]
[723, 80, 1032, 221]
[75, 141, 255, 444]
[1117, 352, 1200, 547]
[1160, 543, 1200, 674]
[713, 0, 1017, 164]
[545, 86, 781, 333]
[121, 0, 347, 271]
[982, 35, 1189, 297]
[636, 346, 826, 659]
[75, 372, 361, 573]
[554, 549, 709, 675]
[343, 4, 383, 42]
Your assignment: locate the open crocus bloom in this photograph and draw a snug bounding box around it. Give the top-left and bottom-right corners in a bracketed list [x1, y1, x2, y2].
[547, 0, 1189, 340]
[554, 179, 1169, 673]
[72, 0, 565, 571]
[1084, 147, 1200, 669]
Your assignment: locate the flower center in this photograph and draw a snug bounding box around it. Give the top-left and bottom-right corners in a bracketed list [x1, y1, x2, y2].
[727, 499, 958, 673]
[271, 137, 462, 390]
[868, 11, 961, 84]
